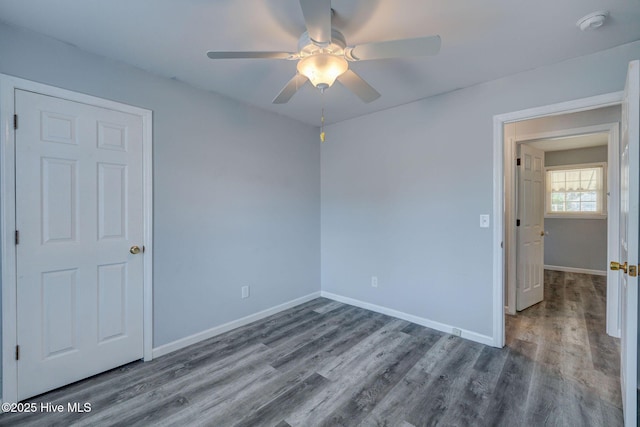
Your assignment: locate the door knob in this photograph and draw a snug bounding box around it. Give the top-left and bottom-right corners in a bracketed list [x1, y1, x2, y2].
[610, 261, 628, 273]
[130, 245, 142, 255]
[540, 231, 545, 236]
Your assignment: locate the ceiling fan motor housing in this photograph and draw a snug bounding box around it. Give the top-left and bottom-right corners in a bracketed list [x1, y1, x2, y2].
[298, 29, 346, 57]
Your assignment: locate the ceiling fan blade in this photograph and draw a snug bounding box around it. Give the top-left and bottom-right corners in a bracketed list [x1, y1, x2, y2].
[207, 51, 296, 60]
[299, 0, 332, 45]
[272, 74, 309, 104]
[336, 69, 380, 103]
[347, 35, 441, 61]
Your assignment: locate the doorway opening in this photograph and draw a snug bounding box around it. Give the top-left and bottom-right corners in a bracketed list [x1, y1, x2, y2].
[497, 102, 624, 423]
[504, 106, 621, 338]
[491, 92, 623, 348]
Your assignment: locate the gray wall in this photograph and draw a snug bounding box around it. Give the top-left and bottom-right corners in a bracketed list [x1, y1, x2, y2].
[322, 40, 640, 338]
[545, 145, 609, 167]
[544, 146, 609, 272]
[0, 23, 321, 351]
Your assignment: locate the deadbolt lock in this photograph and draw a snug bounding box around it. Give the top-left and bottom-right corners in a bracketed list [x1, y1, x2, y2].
[610, 261, 628, 274]
[630, 265, 638, 277]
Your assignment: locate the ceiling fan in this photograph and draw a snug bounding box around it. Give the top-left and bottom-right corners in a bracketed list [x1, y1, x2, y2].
[206, 0, 441, 104]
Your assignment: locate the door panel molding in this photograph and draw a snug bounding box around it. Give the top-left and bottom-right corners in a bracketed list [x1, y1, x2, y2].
[1, 74, 153, 403]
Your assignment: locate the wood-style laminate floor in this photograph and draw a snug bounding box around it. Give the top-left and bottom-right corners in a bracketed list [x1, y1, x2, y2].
[0, 271, 622, 426]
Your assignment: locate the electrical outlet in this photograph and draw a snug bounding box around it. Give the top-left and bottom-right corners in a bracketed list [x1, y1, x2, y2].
[241, 286, 250, 299]
[452, 328, 462, 337]
[371, 276, 378, 288]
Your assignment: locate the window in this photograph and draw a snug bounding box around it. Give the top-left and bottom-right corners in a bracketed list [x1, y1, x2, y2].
[545, 163, 606, 217]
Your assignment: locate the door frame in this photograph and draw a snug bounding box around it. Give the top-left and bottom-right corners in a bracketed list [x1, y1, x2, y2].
[492, 91, 623, 348]
[0, 74, 154, 403]
[506, 123, 620, 336]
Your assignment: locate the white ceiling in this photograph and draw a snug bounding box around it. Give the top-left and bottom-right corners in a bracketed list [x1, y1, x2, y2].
[1, 0, 639, 126]
[525, 132, 608, 152]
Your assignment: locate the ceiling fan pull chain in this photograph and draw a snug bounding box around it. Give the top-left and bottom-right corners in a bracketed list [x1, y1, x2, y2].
[320, 95, 326, 143]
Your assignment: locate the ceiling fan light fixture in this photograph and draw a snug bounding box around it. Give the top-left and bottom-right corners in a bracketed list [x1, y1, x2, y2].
[206, 3, 442, 105]
[297, 53, 348, 89]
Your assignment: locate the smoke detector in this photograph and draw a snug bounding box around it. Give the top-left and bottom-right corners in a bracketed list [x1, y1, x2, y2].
[576, 11, 609, 31]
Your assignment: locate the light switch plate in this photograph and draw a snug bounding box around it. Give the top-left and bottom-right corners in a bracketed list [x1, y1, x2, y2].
[480, 214, 490, 228]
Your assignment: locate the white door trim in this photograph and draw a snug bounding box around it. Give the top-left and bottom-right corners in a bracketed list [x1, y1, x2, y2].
[0, 74, 153, 403]
[492, 91, 623, 348]
[504, 122, 620, 337]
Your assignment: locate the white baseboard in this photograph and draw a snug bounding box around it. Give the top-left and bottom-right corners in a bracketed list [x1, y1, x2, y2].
[152, 291, 321, 358]
[320, 291, 495, 347]
[153, 290, 499, 359]
[544, 265, 607, 276]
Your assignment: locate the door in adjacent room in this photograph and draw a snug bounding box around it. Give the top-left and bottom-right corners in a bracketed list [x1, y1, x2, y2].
[15, 89, 145, 400]
[516, 143, 545, 311]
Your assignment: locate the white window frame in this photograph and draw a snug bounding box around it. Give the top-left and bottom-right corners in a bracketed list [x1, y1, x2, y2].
[544, 161, 607, 219]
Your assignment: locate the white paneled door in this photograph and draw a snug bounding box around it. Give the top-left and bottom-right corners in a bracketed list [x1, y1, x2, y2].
[15, 89, 144, 400]
[617, 60, 639, 427]
[516, 143, 545, 311]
